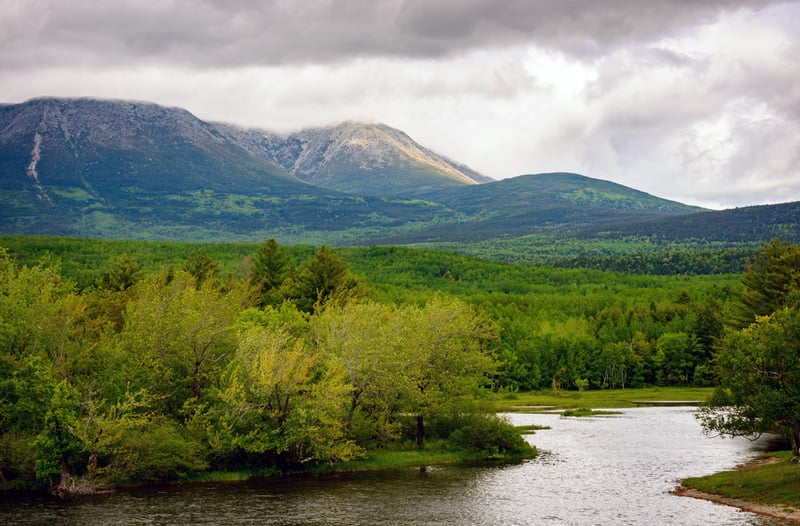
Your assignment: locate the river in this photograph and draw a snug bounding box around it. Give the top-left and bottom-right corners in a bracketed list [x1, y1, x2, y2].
[0, 407, 790, 525]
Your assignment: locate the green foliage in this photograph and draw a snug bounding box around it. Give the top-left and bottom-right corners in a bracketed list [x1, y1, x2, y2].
[117, 270, 239, 409]
[248, 238, 295, 306]
[700, 308, 800, 449]
[1, 234, 766, 489]
[312, 301, 407, 444]
[700, 240, 800, 458]
[98, 417, 208, 483]
[730, 239, 800, 328]
[33, 381, 84, 484]
[446, 414, 534, 455]
[290, 245, 361, 314]
[217, 322, 359, 465]
[99, 253, 141, 292]
[183, 250, 220, 290]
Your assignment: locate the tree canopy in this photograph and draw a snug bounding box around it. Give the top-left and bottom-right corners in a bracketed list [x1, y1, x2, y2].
[699, 240, 800, 459]
[0, 241, 530, 493]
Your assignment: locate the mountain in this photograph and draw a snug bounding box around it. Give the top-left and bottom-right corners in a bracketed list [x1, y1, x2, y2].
[419, 172, 701, 214]
[0, 97, 298, 193]
[1, 97, 796, 257]
[576, 200, 800, 243]
[383, 172, 704, 243]
[214, 121, 490, 196]
[0, 98, 456, 240]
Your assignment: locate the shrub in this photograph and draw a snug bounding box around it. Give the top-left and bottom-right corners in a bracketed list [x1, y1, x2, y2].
[102, 418, 208, 483]
[447, 414, 534, 455]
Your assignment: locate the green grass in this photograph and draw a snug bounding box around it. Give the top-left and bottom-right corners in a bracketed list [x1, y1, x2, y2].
[561, 408, 622, 417]
[515, 424, 551, 433]
[494, 387, 713, 412]
[682, 451, 800, 508]
[316, 444, 536, 474]
[90, 447, 536, 488]
[162, 445, 539, 485]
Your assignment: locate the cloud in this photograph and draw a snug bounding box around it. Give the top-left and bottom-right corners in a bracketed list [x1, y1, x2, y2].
[0, 0, 797, 209]
[0, 0, 779, 70]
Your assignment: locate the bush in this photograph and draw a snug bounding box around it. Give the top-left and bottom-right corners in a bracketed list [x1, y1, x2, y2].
[0, 431, 37, 487]
[447, 414, 534, 455]
[103, 418, 208, 483]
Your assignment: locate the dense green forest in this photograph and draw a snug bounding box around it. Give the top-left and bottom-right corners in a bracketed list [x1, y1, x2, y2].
[0, 235, 753, 493]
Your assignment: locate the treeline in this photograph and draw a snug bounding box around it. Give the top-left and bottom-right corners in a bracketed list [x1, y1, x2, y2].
[551, 248, 756, 275]
[577, 201, 800, 244]
[0, 242, 531, 493]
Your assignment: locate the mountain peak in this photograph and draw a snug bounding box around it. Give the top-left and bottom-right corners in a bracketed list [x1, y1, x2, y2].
[210, 119, 490, 196]
[270, 121, 489, 195]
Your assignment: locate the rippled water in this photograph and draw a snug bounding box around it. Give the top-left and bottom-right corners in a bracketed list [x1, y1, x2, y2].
[0, 407, 790, 525]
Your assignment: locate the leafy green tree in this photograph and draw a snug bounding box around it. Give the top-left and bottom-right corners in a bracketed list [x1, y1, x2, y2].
[400, 297, 498, 448]
[74, 388, 205, 483]
[653, 332, 692, 385]
[116, 271, 238, 414]
[700, 241, 800, 459]
[219, 324, 357, 463]
[598, 341, 632, 389]
[238, 302, 309, 338]
[699, 307, 800, 459]
[311, 301, 406, 443]
[0, 250, 93, 487]
[0, 250, 68, 358]
[627, 331, 654, 388]
[534, 318, 596, 391]
[691, 299, 724, 352]
[33, 381, 85, 493]
[0, 355, 55, 484]
[99, 253, 141, 292]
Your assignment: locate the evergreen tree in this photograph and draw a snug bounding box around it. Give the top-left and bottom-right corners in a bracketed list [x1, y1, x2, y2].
[730, 239, 800, 328]
[291, 246, 359, 314]
[249, 238, 295, 306]
[99, 253, 141, 292]
[183, 250, 220, 290]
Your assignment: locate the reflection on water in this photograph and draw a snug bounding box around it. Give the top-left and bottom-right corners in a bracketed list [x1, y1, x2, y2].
[0, 407, 790, 525]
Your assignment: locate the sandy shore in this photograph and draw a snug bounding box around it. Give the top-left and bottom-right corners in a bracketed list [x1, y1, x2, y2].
[674, 485, 800, 523]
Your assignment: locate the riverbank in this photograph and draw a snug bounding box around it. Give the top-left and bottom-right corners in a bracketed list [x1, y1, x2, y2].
[493, 386, 712, 412]
[676, 451, 800, 523]
[3, 445, 537, 496]
[189, 446, 537, 484]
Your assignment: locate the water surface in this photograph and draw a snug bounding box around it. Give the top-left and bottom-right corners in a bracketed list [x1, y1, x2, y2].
[1, 407, 790, 525]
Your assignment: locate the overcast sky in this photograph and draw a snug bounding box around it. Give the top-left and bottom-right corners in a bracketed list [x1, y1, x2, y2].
[1, 0, 798, 209]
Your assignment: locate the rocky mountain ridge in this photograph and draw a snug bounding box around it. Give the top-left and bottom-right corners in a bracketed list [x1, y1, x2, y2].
[214, 120, 490, 196]
[1, 97, 796, 253]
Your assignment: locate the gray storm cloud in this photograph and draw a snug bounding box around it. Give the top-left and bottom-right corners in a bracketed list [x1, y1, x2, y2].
[0, 0, 780, 69]
[0, 0, 797, 209]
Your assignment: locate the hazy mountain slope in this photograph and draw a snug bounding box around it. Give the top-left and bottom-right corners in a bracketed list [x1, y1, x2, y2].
[0, 98, 454, 240]
[577, 201, 800, 243]
[2, 97, 793, 255]
[216, 121, 490, 196]
[0, 98, 300, 194]
[418, 172, 703, 214]
[381, 173, 705, 243]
